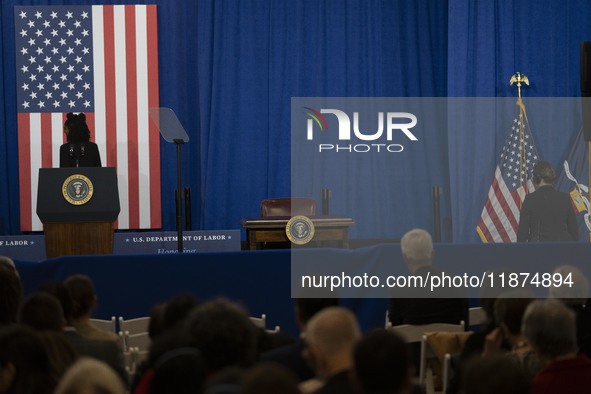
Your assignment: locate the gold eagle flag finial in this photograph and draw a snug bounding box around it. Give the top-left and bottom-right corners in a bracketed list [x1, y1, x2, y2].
[510, 72, 530, 99]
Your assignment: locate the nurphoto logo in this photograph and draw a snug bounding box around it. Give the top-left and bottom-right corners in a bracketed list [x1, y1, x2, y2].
[304, 107, 418, 153]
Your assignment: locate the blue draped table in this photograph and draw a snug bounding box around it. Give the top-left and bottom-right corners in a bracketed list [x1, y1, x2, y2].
[14, 242, 591, 337]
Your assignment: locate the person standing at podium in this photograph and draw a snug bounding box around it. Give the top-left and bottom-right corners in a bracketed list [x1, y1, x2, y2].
[59, 112, 102, 168]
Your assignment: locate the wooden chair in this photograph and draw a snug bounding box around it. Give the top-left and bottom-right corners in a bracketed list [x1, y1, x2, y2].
[89, 316, 117, 333]
[126, 331, 151, 352]
[260, 198, 317, 217]
[388, 321, 465, 394]
[249, 314, 266, 329]
[422, 329, 472, 394]
[468, 306, 487, 327]
[118, 316, 150, 335]
[266, 325, 281, 334]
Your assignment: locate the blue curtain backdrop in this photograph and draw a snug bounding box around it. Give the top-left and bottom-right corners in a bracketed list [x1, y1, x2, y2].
[1, 0, 591, 242]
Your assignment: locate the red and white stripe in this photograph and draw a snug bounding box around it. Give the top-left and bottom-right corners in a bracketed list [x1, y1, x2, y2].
[476, 166, 533, 243]
[18, 5, 160, 231]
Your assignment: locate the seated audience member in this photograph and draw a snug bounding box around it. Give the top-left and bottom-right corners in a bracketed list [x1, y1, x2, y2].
[522, 299, 591, 394]
[0, 325, 56, 394]
[132, 326, 196, 394]
[261, 297, 339, 382]
[447, 269, 513, 394]
[38, 281, 127, 386]
[183, 298, 258, 373]
[63, 274, 119, 344]
[482, 292, 543, 379]
[304, 307, 362, 394]
[388, 228, 467, 376]
[0, 264, 22, 327]
[18, 292, 78, 381]
[161, 293, 200, 332]
[0, 256, 19, 277]
[203, 366, 244, 394]
[242, 363, 301, 394]
[353, 329, 414, 394]
[149, 346, 206, 394]
[19, 292, 66, 332]
[131, 293, 200, 392]
[388, 228, 467, 326]
[549, 265, 591, 357]
[55, 358, 127, 394]
[461, 355, 530, 394]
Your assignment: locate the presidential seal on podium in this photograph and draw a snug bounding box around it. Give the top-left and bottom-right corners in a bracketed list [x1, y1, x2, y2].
[62, 174, 94, 205]
[286, 215, 315, 245]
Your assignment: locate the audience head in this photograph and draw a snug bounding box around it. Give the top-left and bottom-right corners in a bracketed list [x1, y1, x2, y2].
[148, 302, 167, 340]
[304, 306, 361, 379]
[494, 291, 534, 338]
[183, 298, 258, 372]
[461, 355, 530, 394]
[149, 347, 206, 394]
[54, 358, 126, 394]
[400, 228, 434, 271]
[479, 268, 516, 325]
[241, 363, 301, 394]
[0, 256, 19, 278]
[63, 274, 97, 320]
[64, 112, 91, 143]
[353, 329, 412, 394]
[294, 297, 339, 330]
[522, 299, 578, 360]
[0, 264, 23, 326]
[36, 331, 77, 384]
[549, 265, 589, 306]
[162, 293, 200, 332]
[0, 325, 55, 394]
[18, 292, 65, 331]
[38, 281, 75, 326]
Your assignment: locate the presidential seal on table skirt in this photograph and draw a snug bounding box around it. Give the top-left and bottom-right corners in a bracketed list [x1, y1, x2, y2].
[286, 215, 315, 245]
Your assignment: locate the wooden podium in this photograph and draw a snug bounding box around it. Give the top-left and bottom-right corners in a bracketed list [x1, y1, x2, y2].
[37, 168, 120, 258]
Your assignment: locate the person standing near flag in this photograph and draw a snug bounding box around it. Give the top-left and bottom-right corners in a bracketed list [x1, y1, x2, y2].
[517, 161, 578, 242]
[59, 112, 101, 168]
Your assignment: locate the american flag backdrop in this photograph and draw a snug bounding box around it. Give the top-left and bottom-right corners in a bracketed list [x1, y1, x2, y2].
[14, 5, 161, 231]
[476, 117, 540, 243]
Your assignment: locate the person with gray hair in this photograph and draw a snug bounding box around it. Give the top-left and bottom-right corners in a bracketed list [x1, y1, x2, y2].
[304, 306, 362, 394]
[522, 299, 591, 393]
[388, 228, 467, 326]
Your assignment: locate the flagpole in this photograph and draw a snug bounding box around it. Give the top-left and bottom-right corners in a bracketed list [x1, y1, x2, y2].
[510, 72, 530, 203]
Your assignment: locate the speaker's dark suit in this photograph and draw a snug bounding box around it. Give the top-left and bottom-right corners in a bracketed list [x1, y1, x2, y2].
[517, 185, 578, 242]
[60, 141, 102, 168]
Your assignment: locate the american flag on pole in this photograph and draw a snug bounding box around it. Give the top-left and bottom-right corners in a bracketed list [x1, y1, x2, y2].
[14, 5, 161, 231]
[476, 117, 540, 242]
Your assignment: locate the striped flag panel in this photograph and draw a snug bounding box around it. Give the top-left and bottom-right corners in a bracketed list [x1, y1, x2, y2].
[476, 118, 539, 243]
[14, 5, 161, 231]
